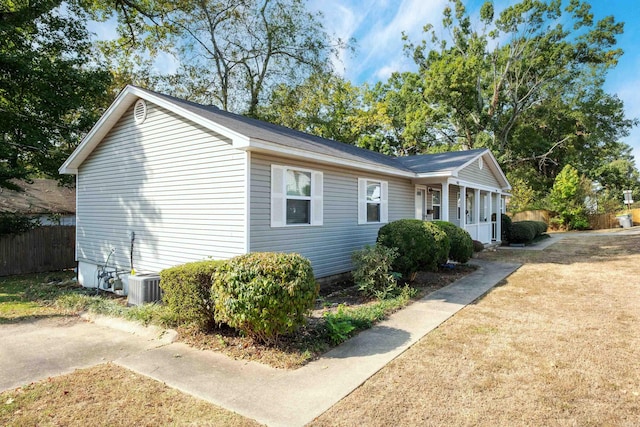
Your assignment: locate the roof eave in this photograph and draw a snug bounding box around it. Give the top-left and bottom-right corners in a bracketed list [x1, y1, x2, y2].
[59, 85, 252, 174]
[242, 139, 416, 178]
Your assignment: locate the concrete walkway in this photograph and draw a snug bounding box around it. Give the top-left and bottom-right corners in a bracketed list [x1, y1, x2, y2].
[116, 259, 519, 426]
[0, 259, 519, 426]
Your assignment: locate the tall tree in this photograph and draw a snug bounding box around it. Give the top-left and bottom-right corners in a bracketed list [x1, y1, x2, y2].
[0, 0, 111, 189]
[88, 0, 347, 116]
[393, 0, 637, 198]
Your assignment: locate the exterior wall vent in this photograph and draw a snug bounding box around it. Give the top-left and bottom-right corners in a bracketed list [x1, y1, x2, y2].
[127, 274, 161, 306]
[478, 157, 484, 170]
[133, 99, 147, 124]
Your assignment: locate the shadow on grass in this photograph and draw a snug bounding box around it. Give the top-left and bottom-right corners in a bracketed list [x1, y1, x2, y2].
[0, 313, 75, 325]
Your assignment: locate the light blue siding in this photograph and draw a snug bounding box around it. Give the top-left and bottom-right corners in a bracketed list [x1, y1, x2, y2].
[249, 154, 414, 278]
[77, 101, 247, 278]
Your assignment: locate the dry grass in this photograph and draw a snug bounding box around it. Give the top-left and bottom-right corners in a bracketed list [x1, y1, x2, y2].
[0, 363, 262, 427]
[310, 234, 640, 426]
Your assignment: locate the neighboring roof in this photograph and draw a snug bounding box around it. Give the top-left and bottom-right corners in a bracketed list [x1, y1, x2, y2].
[0, 179, 75, 215]
[59, 85, 510, 190]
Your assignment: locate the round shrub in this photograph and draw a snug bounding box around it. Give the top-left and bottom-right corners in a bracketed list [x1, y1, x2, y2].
[432, 221, 473, 263]
[377, 219, 449, 278]
[472, 240, 485, 252]
[160, 260, 226, 330]
[422, 221, 450, 266]
[211, 252, 318, 344]
[509, 221, 536, 243]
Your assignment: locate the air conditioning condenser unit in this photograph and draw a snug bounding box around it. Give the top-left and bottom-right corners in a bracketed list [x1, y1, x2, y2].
[128, 274, 162, 306]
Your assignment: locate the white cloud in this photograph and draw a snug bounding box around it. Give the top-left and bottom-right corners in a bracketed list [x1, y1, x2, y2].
[314, 0, 448, 83]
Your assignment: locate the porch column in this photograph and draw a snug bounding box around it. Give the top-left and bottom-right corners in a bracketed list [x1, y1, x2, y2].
[496, 192, 502, 242]
[489, 191, 494, 240]
[442, 181, 449, 222]
[460, 185, 466, 228]
[474, 188, 480, 225]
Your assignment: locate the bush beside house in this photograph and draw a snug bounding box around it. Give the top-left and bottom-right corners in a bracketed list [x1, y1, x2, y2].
[160, 260, 225, 329]
[160, 252, 318, 343]
[377, 219, 444, 279]
[432, 220, 474, 263]
[508, 220, 548, 244]
[212, 252, 318, 344]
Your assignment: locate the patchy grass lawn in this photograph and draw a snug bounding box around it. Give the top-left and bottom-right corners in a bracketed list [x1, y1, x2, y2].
[0, 363, 261, 427]
[0, 271, 76, 323]
[0, 265, 475, 369]
[311, 233, 640, 426]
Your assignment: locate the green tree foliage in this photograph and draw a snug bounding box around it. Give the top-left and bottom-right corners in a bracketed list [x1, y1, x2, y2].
[396, 0, 637, 198]
[258, 72, 363, 144]
[87, 0, 348, 116]
[549, 164, 591, 229]
[0, 0, 111, 189]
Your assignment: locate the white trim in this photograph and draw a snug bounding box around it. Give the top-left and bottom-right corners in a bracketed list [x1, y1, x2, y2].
[432, 188, 442, 220]
[358, 178, 388, 225]
[448, 177, 506, 194]
[271, 164, 323, 227]
[415, 185, 427, 220]
[75, 173, 79, 262]
[59, 85, 251, 174]
[244, 151, 251, 252]
[245, 141, 415, 178]
[450, 150, 511, 190]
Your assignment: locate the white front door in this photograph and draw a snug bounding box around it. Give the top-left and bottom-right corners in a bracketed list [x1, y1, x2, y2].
[415, 187, 426, 220]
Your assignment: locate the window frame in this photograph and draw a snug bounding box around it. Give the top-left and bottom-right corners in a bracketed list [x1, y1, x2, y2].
[358, 178, 388, 225]
[431, 189, 441, 220]
[271, 165, 323, 228]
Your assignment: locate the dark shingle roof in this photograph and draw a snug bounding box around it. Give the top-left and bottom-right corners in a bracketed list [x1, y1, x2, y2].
[133, 87, 497, 179]
[142, 88, 413, 173]
[395, 149, 488, 174]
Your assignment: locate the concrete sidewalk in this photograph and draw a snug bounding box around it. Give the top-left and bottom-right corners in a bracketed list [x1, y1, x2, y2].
[0, 259, 518, 426]
[116, 259, 519, 427]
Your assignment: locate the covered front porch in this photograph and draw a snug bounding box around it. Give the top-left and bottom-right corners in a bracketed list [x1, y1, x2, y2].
[414, 180, 507, 245]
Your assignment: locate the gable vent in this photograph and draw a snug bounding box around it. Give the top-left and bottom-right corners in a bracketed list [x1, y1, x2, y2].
[133, 99, 147, 124]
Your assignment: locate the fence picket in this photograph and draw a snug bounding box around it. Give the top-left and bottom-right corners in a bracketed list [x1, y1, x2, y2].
[0, 226, 75, 276]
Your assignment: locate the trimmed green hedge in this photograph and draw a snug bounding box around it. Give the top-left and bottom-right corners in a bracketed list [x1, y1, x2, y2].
[501, 214, 512, 242]
[159, 260, 225, 329]
[377, 219, 449, 278]
[432, 221, 474, 263]
[211, 252, 318, 344]
[509, 220, 548, 244]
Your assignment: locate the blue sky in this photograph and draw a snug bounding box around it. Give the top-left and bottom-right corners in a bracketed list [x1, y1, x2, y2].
[89, 0, 639, 164]
[308, 0, 640, 164]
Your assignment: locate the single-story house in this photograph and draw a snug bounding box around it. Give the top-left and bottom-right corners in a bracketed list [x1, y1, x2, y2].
[0, 179, 76, 226]
[59, 85, 511, 292]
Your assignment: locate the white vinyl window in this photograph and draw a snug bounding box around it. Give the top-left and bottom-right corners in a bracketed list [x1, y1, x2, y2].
[457, 192, 461, 220]
[358, 178, 388, 224]
[271, 165, 323, 227]
[432, 189, 441, 220]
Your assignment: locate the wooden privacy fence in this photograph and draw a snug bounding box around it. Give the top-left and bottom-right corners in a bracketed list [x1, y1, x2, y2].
[588, 212, 618, 230]
[0, 226, 75, 276]
[511, 208, 640, 230]
[510, 209, 552, 223]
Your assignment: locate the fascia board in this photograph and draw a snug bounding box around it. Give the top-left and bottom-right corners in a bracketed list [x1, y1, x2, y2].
[59, 88, 135, 174]
[447, 177, 509, 193]
[451, 149, 512, 190]
[243, 139, 416, 178]
[59, 85, 251, 174]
